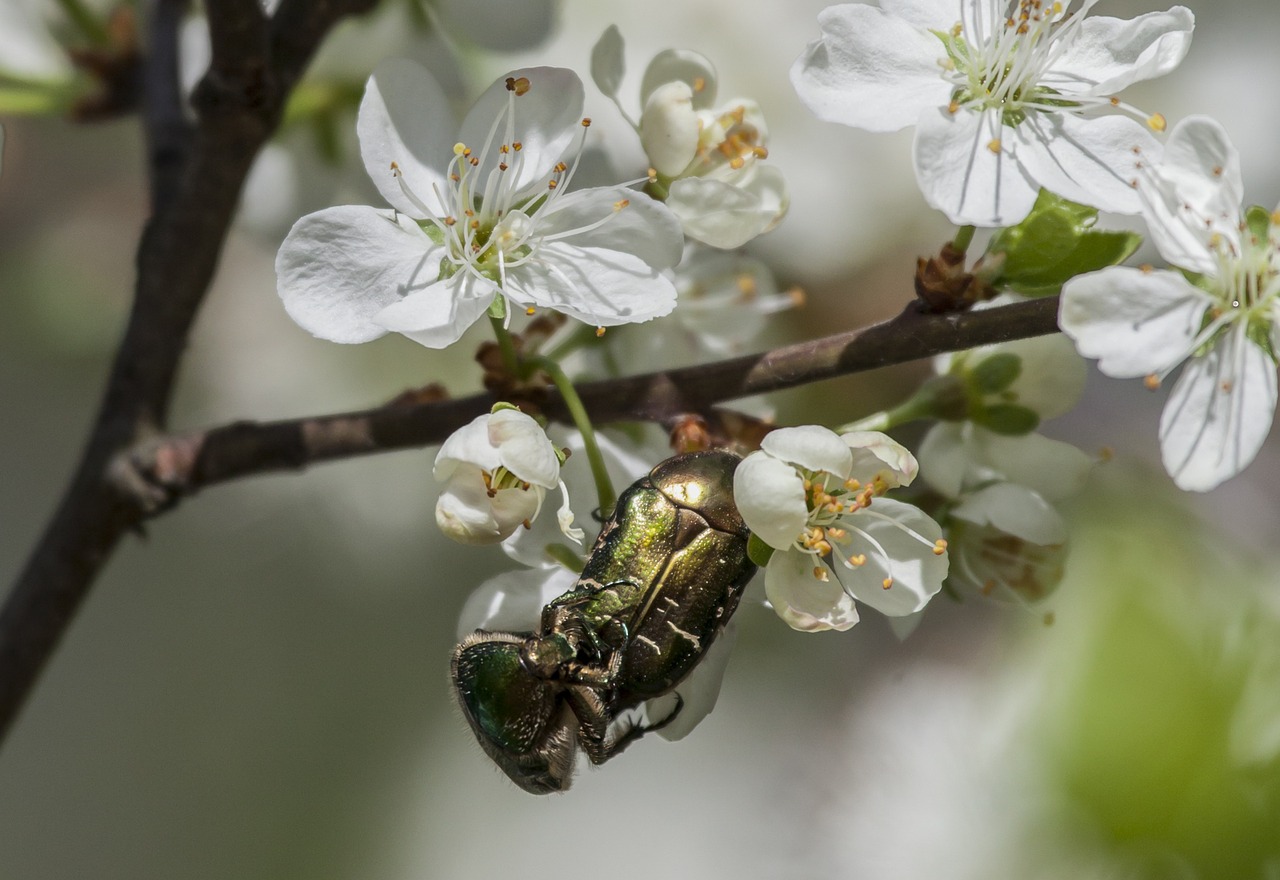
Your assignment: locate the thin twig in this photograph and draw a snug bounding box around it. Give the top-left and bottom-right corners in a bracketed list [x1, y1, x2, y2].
[120, 296, 1061, 509]
[0, 0, 377, 747]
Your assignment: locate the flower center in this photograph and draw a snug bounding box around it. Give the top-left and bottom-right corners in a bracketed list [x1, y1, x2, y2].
[936, 0, 1165, 132]
[391, 76, 604, 290]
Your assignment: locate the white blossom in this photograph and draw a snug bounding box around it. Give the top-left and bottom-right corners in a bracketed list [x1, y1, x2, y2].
[791, 0, 1193, 226]
[276, 60, 682, 349]
[734, 426, 948, 632]
[592, 28, 788, 248]
[1060, 116, 1280, 491]
[434, 407, 581, 545]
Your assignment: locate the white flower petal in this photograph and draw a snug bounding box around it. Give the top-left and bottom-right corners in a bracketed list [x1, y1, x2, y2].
[1013, 112, 1156, 216]
[537, 186, 684, 270]
[372, 273, 495, 349]
[488, 408, 561, 488]
[640, 48, 719, 111]
[1045, 7, 1194, 96]
[434, 414, 501, 481]
[914, 106, 1039, 227]
[970, 430, 1094, 502]
[357, 59, 453, 217]
[1060, 266, 1211, 378]
[761, 425, 852, 476]
[917, 422, 968, 499]
[878, 0, 957, 31]
[1159, 327, 1278, 492]
[838, 498, 947, 617]
[791, 2, 948, 132]
[589, 25, 626, 100]
[436, 466, 541, 544]
[951, 483, 1067, 545]
[276, 206, 438, 344]
[842, 431, 919, 487]
[765, 550, 860, 632]
[508, 243, 677, 326]
[667, 166, 789, 249]
[456, 566, 576, 639]
[733, 452, 809, 550]
[457, 66, 584, 197]
[640, 81, 700, 176]
[1141, 116, 1242, 272]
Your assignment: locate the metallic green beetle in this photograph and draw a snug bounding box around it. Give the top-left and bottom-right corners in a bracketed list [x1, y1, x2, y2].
[451, 449, 756, 793]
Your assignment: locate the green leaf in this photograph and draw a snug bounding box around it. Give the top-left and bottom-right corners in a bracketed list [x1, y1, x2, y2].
[967, 352, 1023, 395]
[747, 533, 775, 568]
[974, 403, 1040, 435]
[988, 189, 1142, 296]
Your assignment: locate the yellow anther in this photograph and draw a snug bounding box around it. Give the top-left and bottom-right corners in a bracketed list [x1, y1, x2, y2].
[932, 539, 948, 556]
[1139, 263, 1153, 273]
[813, 567, 829, 582]
[443, 216, 457, 226]
[881, 577, 894, 590]
[788, 287, 807, 307]
[1143, 374, 1160, 390]
[548, 180, 559, 190]
[581, 118, 592, 127]
[987, 138, 1002, 154]
[613, 199, 630, 211]
[1148, 113, 1167, 132]
[849, 554, 866, 567]
[390, 161, 401, 174]
[729, 157, 745, 170]
[1110, 96, 1120, 106]
[753, 146, 769, 159]
[555, 162, 568, 173]
[736, 274, 758, 296]
[948, 100, 960, 114]
[499, 163, 508, 171]
[595, 326, 606, 338]
[693, 76, 707, 93]
[506, 76, 531, 96]
[525, 307, 536, 316]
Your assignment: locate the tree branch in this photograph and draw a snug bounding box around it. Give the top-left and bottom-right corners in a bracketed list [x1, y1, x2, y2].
[119, 296, 1061, 510]
[0, 0, 376, 747]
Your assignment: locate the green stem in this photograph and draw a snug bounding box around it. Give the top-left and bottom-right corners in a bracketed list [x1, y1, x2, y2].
[526, 355, 616, 516]
[55, 0, 111, 46]
[951, 224, 976, 255]
[489, 314, 521, 380]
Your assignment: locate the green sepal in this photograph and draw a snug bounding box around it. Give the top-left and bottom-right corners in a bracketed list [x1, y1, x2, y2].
[747, 533, 776, 568]
[418, 221, 446, 246]
[967, 352, 1022, 395]
[488, 296, 507, 320]
[1246, 317, 1278, 364]
[974, 403, 1040, 435]
[987, 190, 1142, 296]
[1245, 204, 1273, 244]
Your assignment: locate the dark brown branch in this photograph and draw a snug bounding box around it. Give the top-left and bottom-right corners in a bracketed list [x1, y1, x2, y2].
[0, 0, 376, 747]
[121, 296, 1061, 508]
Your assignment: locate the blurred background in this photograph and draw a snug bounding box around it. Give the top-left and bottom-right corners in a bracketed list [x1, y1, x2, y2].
[3, 0, 1280, 877]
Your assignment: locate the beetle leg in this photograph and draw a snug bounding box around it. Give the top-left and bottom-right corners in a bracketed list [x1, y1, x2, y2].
[561, 648, 622, 687]
[594, 694, 686, 764]
[563, 684, 613, 763]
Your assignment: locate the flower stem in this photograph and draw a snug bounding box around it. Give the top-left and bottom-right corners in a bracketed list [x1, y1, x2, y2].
[489, 314, 522, 379]
[951, 225, 976, 255]
[525, 354, 616, 516]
